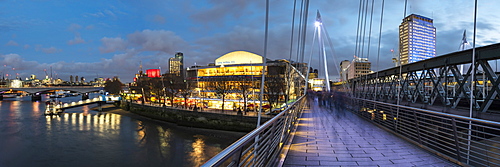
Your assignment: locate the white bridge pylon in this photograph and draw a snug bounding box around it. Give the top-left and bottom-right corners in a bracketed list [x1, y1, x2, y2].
[307, 10, 337, 92]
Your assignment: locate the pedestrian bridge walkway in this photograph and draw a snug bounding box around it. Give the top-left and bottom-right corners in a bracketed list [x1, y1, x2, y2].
[282, 101, 458, 166]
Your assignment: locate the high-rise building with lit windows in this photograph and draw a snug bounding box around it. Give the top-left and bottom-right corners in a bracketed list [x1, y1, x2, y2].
[399, 14, 436, 65]
[169, 52, 184, 77]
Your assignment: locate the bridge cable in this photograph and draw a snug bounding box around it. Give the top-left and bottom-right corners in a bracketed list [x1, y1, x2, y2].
[320, 19, 341, 91]
[354, 0, 363, 58]
[396, 0, 408, 133]
[360, 0, 369, 60]
[362, 0, 375, 99]
[295, 0, 304, 63]
[374, 0, 385, 102]
[467, 0, 478, 164]
[285, 0, 298, 107]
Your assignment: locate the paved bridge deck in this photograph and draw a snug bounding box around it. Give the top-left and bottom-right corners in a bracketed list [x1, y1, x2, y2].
[282, 100, 459, 167]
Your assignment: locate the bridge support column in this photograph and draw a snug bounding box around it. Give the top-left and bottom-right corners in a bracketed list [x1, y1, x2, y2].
[82, 93, 89, 100]
[31, 93, 42, 101]
[98, 102, 102, 112]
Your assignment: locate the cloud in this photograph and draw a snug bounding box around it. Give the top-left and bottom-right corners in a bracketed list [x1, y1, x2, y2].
[99, 37, 127, 53]
[190, 0, 258, 24]
[84, 11, 105, 18]
[86, 25, 94, 30]
[99, 29, 187, 54]
[0, 50, 162, 83]
[67, 23, 86, 45]
[42, 47, 62, 54]
[23, 44, 30, 49]
[35, 45, 62, 54]
[153, 15, 166, 24]
[6, 40, 18, 46]
[83, 8, 125, 19]
[0, 54, 42, 72]
[68, 35, 85, 45]
[68, 23, 82, 31]
[127, 29, 188, 53]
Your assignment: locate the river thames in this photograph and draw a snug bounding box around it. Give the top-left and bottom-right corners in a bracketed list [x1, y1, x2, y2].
[0, 95, 244, 167]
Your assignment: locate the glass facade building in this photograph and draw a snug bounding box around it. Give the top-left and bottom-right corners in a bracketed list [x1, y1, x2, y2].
[169, 52, 184, 77]
[399, 14, 436, 65]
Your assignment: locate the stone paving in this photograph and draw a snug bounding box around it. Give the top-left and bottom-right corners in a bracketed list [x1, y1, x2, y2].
[282, 100, 459, 167]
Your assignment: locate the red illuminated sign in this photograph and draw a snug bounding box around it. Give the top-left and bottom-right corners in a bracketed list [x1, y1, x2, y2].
[146, 69, 161, 78]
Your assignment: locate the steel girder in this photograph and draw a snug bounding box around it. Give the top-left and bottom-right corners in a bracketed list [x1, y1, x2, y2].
[347, 43, 500, 113]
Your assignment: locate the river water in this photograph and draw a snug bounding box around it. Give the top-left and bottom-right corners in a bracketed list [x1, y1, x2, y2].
[0, 95, 244, 167]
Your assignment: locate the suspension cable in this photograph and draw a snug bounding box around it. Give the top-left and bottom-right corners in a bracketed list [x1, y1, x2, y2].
[375, 0, 385, 100]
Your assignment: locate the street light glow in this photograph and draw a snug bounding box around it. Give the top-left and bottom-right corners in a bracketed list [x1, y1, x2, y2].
[314, 21, 321, 27]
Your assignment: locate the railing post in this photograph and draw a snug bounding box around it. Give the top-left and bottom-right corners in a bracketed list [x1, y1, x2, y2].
[450, 118, 463, 162]
[413, 110, 423, 145]
[231, 148, 243, 167]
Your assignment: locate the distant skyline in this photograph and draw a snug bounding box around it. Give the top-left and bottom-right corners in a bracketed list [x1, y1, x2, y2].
[0, 0, 499, 82]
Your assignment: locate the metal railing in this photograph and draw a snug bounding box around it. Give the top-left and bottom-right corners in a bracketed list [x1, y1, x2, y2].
[350, 97, 500, 166]
[202, 95, 306, 167]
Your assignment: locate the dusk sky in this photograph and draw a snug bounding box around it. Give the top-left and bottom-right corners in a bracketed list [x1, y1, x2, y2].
[0, 0, 499, 83]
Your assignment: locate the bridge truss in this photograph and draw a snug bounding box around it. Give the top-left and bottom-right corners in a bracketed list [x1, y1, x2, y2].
[347, 43, 500, 115]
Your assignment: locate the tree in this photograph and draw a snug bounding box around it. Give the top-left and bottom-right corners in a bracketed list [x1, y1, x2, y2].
[104, 77, 124, 94]
[206, 77, 233, 112]
[265, 76, 286, 109]
[237, 78, 253, 111]
[265, 63, 288, 110]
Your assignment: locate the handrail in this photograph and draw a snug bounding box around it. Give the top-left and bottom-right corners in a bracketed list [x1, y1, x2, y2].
[357, 98, 500, 127]
[345, 96, 500, 166]
[203, 95, 306, 166]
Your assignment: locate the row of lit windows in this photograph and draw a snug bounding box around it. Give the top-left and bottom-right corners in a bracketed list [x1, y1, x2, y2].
[408, 31, 436, 36]
[408, 27, 436, 33]
[408, 23, 435, 30]
[408, 45, 435, 51]
[409, 44, 435, 48]
[408, 41, 436, 46]
[409, 54, 435, 59]
[197, 66, 264, 77]
[409, 32, 436, 38]
[408, 36, 434, 42]
[409, 49, 435, 55]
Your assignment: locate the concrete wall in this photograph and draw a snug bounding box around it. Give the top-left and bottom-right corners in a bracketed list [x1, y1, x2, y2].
[120, 101, 268, 132]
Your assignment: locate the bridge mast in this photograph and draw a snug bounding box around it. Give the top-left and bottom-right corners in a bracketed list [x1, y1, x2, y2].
[315, 10, 331, 92]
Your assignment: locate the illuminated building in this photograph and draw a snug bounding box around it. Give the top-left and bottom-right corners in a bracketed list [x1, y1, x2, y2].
[310, 78, 325, 92]
[347, 57, 371, 80]
[339, 60, 350, 81]
[169, 52, 184, 77]
[186, 51, 302, 110]
[146, 69, 161, 78]
[399, 14, 436, 65]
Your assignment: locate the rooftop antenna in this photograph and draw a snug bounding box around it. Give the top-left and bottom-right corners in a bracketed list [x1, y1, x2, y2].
[50, 66, 53, 80]
[459, 30, 470, 74]
[139, 61, 143, 75]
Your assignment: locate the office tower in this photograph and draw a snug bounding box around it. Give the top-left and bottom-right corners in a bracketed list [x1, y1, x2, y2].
[347, 57, 371, 80]
[399, 14, 436, 65]
[169, 52, 184, 77]
[340, 60, 350, 81]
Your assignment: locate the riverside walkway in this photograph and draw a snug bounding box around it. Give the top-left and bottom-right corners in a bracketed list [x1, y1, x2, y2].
[282, 99, 459, 167]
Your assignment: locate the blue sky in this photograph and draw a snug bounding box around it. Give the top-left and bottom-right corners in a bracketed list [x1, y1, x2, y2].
[0, 0, 499, 83]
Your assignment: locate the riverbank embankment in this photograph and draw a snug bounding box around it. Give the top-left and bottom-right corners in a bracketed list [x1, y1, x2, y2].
[116, 101, 269, 132]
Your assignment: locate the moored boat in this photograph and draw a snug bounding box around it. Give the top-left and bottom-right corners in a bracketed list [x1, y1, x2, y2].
[44, 100, 63, 115]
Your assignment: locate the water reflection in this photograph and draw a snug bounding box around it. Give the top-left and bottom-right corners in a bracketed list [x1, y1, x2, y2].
[32, 101, 40, 117]
[157, 126, 172, 159]
[190, 136, 206, 166]
[1, 100, 242, 167]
